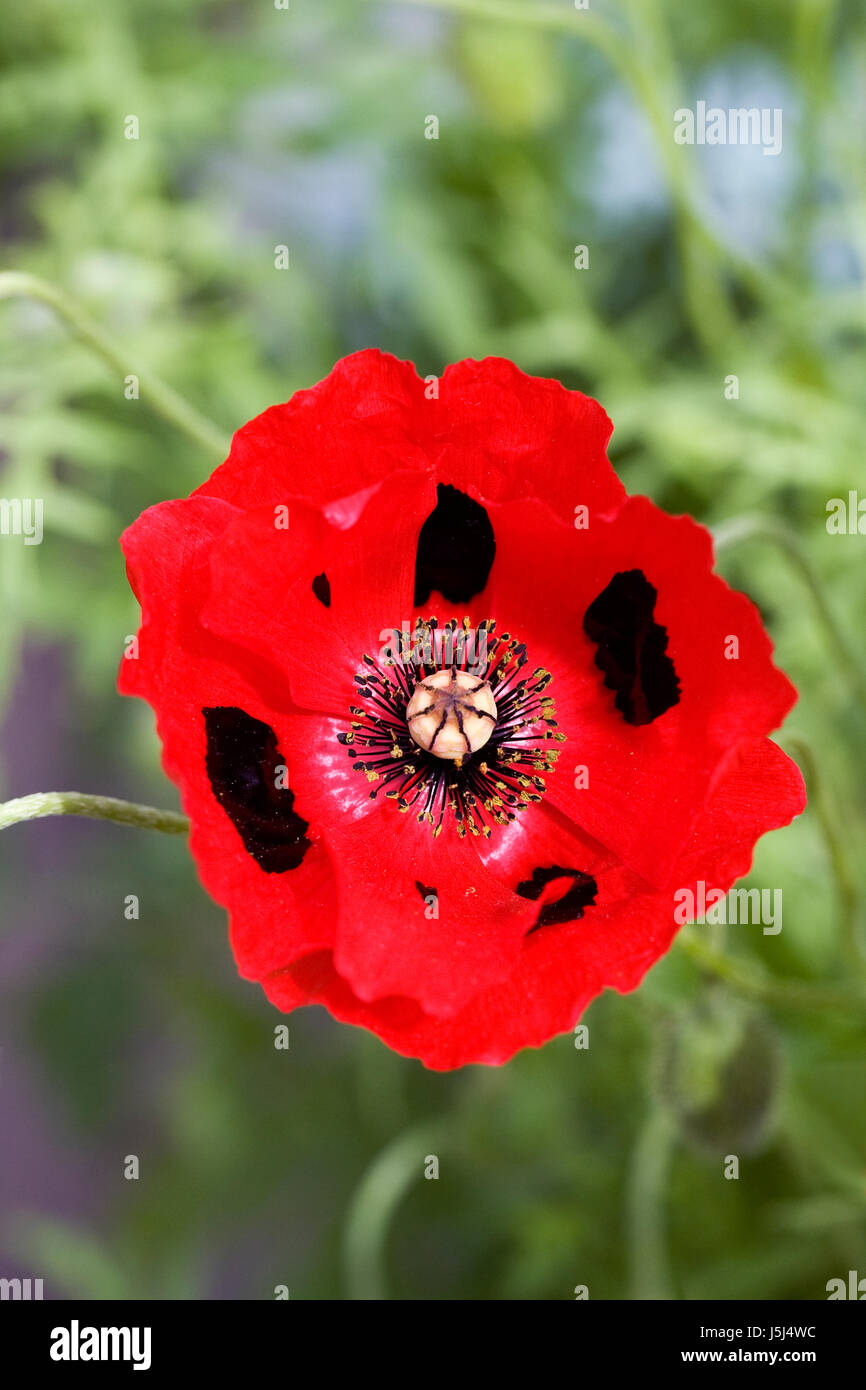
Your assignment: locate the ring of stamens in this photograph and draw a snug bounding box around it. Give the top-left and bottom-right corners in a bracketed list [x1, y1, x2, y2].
[337, 617, 566, 838]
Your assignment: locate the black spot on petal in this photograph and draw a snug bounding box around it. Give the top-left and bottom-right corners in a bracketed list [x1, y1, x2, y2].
[414, 483, 495, 605]
[312, 572, 331, 608]
[415, 879, 437, 901]
[516, 865, 597, 931]
[583, 569, 680, 725]
[203, 707, 311, 873]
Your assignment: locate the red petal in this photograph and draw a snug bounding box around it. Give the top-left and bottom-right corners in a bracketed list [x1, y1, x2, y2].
[260, 736, 805, 1068]
[321, 812, 538, 1017]
[196, 351, 431, 509]
[119, 497, 340, 981]
[200, 471, 434, 716]
[194, 350, 625, 523]
[481, 494, 798, 885]
[432, 358, 625, 518]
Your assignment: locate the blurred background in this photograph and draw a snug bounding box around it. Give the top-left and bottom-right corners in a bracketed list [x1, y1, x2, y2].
[1, 0, 865, 1300]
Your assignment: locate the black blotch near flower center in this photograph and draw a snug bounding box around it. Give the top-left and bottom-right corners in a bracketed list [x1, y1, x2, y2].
[516, 865, 598, 931]
[203, 707, 311, 873]
[413, 483, 496, 605]
[312, 572, 331, 608]
[415, 879, 437, 902]
[583, 568, 680, 725]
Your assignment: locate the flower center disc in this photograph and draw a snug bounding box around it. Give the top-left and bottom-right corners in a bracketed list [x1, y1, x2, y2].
[406, 669, 498, 759]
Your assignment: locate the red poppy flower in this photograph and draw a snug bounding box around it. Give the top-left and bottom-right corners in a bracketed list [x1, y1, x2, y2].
[119, 352, 805, 1069]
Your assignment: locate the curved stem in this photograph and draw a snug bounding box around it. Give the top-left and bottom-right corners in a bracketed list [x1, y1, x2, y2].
[0, 792, 189, 835]
[677, 931, 866, 1015]
[343, 1123, 441, 1301]
[712, 515, 866, 707]
[0, 271, 230, 460]
[626, 1105, 676, 1300]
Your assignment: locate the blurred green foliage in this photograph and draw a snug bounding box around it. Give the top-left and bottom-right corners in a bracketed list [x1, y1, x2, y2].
[1, 0, 864, 1299]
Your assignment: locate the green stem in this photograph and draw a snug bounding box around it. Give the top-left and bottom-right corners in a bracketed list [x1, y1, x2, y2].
[713, 514, 866, 708]
[0, 792, 189, 835]
[0, 271, 230, 460]
[398, 0, 820, 348]
[626, 1105, 676, 1300]
[784, 736, 863, 974]
[677, 931, 865, 1015]
[343, 1123, 441, 1301]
